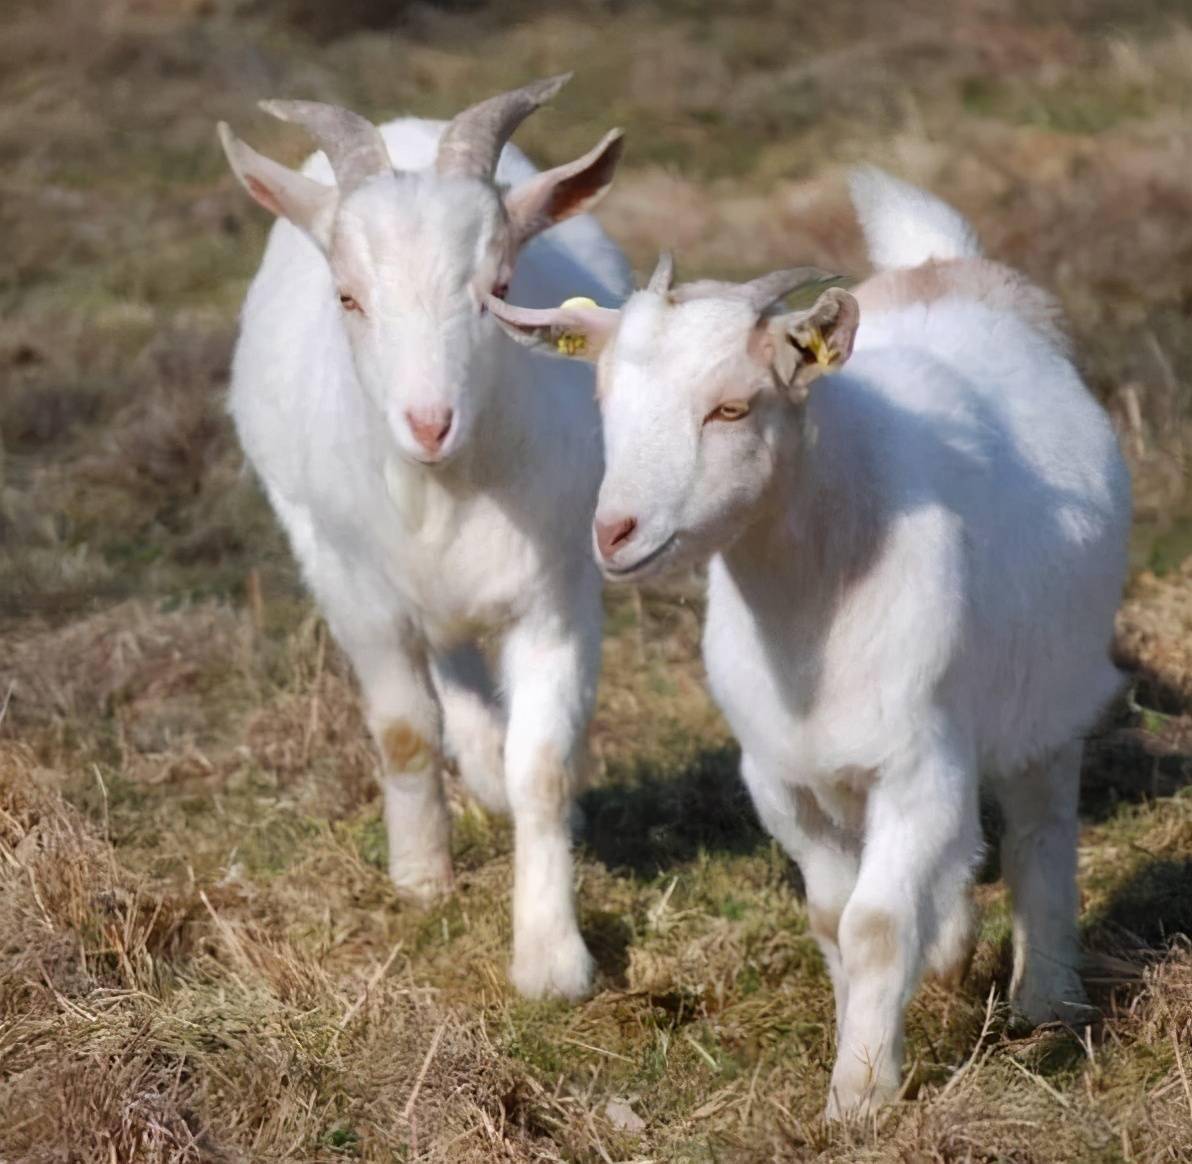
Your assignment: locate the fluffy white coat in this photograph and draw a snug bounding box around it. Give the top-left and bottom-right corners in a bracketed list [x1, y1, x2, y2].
[493, 167, 1131, 1112]
[228, 114, 630, 1000]
[705, 181, 1129, 1113]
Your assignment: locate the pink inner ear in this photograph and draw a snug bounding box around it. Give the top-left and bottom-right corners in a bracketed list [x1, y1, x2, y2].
[546, 174, 600, 221]
[545, 150, 619, 222]
[246, 175, 284, 218]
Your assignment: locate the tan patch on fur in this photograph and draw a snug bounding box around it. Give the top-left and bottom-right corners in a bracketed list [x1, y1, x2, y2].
[518, 742, 571, 820]
[843, 907, 900, 974]
[746, 322, 775, 367]
[853, 258, 1070, 351]
[380, 720, 434, 773]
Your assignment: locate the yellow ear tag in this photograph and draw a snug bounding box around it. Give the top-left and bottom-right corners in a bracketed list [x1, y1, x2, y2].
[805, 327, 837, 368]
[556, 296, 598, 354]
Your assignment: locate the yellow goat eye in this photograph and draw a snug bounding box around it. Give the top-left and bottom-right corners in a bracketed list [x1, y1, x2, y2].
[705, 399, 751, 423]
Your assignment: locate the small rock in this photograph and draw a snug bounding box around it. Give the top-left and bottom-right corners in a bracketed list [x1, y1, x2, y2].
[605, 1097, 645, 1133]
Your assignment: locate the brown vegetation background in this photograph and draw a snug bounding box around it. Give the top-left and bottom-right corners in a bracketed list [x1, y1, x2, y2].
[1, 0, 1190, 1159]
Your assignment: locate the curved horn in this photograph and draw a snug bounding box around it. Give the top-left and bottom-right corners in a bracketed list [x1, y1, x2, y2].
[646, 251, 674, 295]
[672, 267, 837, 311]
[672, 268, 839, 312]
[669, 278, 737, 303]
[259, 100, 390, 193]
[436, 73, 572, 180]
[736, 267, 838, 314]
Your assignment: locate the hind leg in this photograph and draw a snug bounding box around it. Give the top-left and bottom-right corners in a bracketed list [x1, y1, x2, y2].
[995, 740, 1090, 1025]
[303, 547, 452, 907]
[924, 888, 976, 990]
[340, 622, 452, 906]
[433, 645, 508, 814]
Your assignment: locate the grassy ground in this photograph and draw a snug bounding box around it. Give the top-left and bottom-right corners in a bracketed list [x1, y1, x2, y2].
[1, 0, 1191, 1159]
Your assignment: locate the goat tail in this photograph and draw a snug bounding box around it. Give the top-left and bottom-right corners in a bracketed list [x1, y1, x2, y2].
[848, 165, 982, 271]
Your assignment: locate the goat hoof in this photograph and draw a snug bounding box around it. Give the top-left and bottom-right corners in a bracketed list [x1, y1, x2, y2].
[1011, 971, 1095, 1031]
[825, 1061, 899, 1122]
[389, 857, 454, 908]
[511, 931, 594, 1001]
[1010, 997, 1099, 1034]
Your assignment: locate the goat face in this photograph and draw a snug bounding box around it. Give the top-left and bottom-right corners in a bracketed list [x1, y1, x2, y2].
[328, 174, 512, 463]
[489, 263, 859, 579]
[592, 292, 784, 579]
[219, 77, 624, 466]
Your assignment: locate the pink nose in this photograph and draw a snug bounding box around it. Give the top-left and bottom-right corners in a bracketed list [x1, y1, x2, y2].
[405, 408, 453, 456]
[594, 515, 637, 561]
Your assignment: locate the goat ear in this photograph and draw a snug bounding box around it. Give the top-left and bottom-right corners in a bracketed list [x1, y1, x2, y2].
[767, 288, 860, 401]
[486, 296, 619, 362]
[503, 129, 625, 247]
[218, 122, 337, 249]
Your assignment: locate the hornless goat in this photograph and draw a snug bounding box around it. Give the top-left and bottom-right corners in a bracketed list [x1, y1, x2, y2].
[488, 168, 1131, 1111]
[219, 76, 629, 1000]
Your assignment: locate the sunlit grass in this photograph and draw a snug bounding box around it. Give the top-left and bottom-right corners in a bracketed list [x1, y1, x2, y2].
[1, 0, 1190, 1159]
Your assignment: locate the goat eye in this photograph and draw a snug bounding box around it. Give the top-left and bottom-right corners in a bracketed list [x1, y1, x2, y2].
[338, 292, 361, 313]
[705, 399, 751, 423]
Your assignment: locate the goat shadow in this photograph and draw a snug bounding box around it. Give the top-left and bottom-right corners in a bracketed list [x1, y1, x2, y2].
[579, 743, 768, 985]
[580, 744, 764, 880]
[1088, 856, 1192, 950]
[1078, 670, 1192, 823]
[582, 668, 1190, 877]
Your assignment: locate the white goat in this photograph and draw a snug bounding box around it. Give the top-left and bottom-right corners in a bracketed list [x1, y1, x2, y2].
[218, 76, 630, 1000]
[488, 168, 1131, 1112]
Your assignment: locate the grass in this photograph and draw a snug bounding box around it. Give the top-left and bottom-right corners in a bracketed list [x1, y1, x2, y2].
[1, 0, 1191, 1159]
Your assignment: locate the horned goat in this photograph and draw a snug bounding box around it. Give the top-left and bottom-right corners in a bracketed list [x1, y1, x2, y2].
[489, 167, 1130, 1108]
[219, 75, 629, 1000]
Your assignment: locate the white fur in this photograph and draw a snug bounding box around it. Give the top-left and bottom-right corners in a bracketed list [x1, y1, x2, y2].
[229, 115, 631, 1000]
[585, 169, 1130, 1114]
[850, 164, 982, 269]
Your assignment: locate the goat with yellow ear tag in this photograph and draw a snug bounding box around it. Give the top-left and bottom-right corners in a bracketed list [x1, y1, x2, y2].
[492, 168, 1130, 1120]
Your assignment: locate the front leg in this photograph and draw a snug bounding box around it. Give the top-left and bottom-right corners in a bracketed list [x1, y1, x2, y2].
[500, 609, 599, 1001]
[276, 518, 452, 907]
[347, 626, 451, 906]
[828, 733, 981, 1119]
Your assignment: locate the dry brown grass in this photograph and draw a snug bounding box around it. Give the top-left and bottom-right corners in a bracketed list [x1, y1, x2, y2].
[1, 0, 1190, 1159]
[0, 743, 555, 1162]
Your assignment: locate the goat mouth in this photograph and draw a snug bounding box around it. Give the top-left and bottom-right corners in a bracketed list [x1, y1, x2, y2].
[400, 447, 456, 468]
[602, 534, 677, 581]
